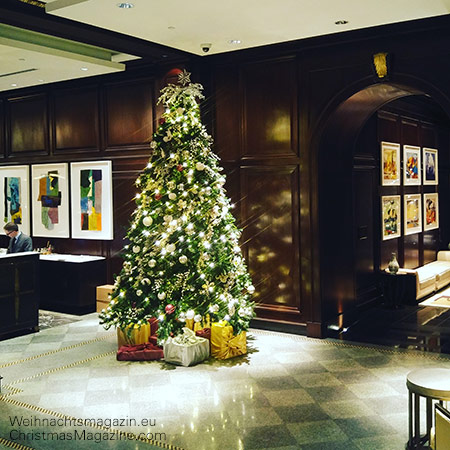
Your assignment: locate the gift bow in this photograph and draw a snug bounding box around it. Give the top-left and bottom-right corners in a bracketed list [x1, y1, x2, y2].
[172, 327, 205, 345]
[211, 321, 246, 359]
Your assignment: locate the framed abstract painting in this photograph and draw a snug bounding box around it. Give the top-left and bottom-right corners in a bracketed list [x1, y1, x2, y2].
[31, 163, 70, 238]
[381, 195, 401, 240]
[424, 192, 439, 231]
[404, 194, 422, 235]
[0, 165, 30, 235]
[423, 148, 438, 185]
[70, 160, 113, 240]
[381, 141, 400, 186]
[403, 145, 421, 185]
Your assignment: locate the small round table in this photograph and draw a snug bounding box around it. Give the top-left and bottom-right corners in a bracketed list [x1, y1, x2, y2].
[406, 368, 450, 449]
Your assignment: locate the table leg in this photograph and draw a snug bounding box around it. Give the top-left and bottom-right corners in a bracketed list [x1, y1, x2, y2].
[414, 393, 420, 446]
[408, 390, 413, 448]
[426, 397, 432, 444]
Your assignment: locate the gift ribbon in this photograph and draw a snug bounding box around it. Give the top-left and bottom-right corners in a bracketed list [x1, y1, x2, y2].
[171, 327, 206, 346]
[211, 322, 246, 359]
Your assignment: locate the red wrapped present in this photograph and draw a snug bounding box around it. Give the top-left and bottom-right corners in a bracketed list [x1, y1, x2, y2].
[116, 343, 163, 361]
[149, 335, 158, 346]
[195, 327, 211, 341]
[148, 317, 159, 336]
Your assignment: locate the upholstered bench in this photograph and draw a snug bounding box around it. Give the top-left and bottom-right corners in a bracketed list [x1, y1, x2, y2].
[399, 251, 450, 301]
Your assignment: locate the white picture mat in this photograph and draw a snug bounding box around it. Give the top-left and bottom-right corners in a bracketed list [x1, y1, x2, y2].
[381, 141, 401, 186]
[404, 194, 422, 235]
[424, 192, 439, 231]
[403, 145, 421, 186]
[70, 160, 113, 240]
[31, 163, 70, 238]
[0, 165, 30, 235]
[423, 147, 438, 185]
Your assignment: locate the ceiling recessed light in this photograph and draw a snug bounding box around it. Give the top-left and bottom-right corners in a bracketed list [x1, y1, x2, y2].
[18, 58, 25, 61]
[228, 40, 241, 45]
[11, 83, 17, 87]
[168, 26, 176, 30]
[81, 67, 88, 71]
[38, 79, 44, 82]
[335, 20, 349, 25]
[117, 2, 134, 8]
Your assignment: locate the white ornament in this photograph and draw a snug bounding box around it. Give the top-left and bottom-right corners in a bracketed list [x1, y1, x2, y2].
[166, 243, 176, 253]
[224, 314, 231, 321]
[158, 292, 166, 300]
[179, 255, 188, 264]
[133, 245, 140, 253]
[143, 216, 153, 227]
[169, 193, 176, 200]
[247, 285, 255, 294]
[209, 304, 219, 313]
[136, 290, 142, 297]
[194, 314, 202, 323]
[186, 310, 195, 320]
[149, 259, 156, 268]
[228, 305, 235, 316]
[178, 312, 186, 322]
[238, 308, 246, 317]
[196, 162, 205, 171]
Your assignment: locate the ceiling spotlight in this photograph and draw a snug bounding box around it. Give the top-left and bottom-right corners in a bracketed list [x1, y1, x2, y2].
[80, 67, 88, 71]
[335, 20, 349, 25]
[38, 79, 44, 82]
[11, 83, 17, 87]
[117, 2, 134, 8]
[228, 40, 241, 45]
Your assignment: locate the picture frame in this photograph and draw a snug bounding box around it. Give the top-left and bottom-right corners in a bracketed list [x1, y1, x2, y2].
[70, 160, 113, 240]
[0, 165, 30, 236]
[404, 194, 422, 235]
[424, 192, 439, 231]
[381, 195, 401, 240]
[381, 141, 401, 186]
[403, 145, 421, 185]
[31, 163, 70, 238]
[423, 147, 438, 185]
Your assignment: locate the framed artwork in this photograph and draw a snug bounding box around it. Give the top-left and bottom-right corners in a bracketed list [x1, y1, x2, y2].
[31, 163, 70, 238]
[70, 160, 113, 240]
[423, 148, 438, 185]
[424, 193, 439, 231]
[0, 165, 30, 235]
[404, 194, 422, 235]
[381, 195, 401, 240]
[403, 145, 421, 185]
[381, 141, 400, 186]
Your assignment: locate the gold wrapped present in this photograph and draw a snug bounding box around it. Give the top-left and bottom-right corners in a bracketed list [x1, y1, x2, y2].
[117, 323, 151, 348]
[211, 321, 247, 360]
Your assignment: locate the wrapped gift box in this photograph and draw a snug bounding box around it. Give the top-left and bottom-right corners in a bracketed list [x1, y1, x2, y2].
[117, 317, 159, 348]
[117, 343, 163, 361]
[96, 284, 114, 313]
[195, 327, 211, 341]
[211, 321, 247, 360]
[163, 328, 210, 367]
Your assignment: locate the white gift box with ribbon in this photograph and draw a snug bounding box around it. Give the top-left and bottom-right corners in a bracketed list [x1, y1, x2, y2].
[163, 327, 210, 367]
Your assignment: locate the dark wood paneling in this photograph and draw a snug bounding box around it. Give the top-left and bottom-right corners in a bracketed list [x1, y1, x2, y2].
[54, 87, 99, 151]
[241, 166, 301, 322]
[0, 99, 4, 159]
[9, 94, 47, 154]
[214, 66, 240, 161]
[105, 79, 154, 149]
[242, 58, 297, 158]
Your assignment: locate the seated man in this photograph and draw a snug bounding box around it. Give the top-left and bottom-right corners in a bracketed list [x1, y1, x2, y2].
[3, 222, 33, 254]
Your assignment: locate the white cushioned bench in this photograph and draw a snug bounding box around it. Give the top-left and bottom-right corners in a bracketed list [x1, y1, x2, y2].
[399, 251, 450, 301]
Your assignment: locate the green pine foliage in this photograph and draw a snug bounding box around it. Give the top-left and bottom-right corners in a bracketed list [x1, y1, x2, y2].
[99, 71, 255, 342]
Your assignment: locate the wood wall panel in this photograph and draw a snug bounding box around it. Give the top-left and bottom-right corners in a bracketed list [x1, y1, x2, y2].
[241, 166, 301, 320]
[54, 87, 99, 151]
[214, 66, 240, 161]
[242, 58, 297, 157]
[9, 94, 47, 153]
[105, 80, 153, 148]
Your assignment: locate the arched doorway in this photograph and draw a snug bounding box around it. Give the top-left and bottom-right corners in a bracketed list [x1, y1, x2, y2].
[314, 82, 450, 344]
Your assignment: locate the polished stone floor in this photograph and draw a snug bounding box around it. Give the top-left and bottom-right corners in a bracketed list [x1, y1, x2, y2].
[1, 313, 450, 450]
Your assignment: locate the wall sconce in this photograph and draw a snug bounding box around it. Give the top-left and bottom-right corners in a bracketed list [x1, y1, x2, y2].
[372, 52, 390, 81]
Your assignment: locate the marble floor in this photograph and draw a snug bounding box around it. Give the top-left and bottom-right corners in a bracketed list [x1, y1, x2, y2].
[1, 313, 450, 450]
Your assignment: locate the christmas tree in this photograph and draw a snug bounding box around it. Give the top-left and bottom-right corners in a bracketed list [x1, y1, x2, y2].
[100, 70, 255, 343]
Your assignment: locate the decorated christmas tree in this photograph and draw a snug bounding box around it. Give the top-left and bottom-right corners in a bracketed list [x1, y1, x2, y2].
[100, 70, 255, 343]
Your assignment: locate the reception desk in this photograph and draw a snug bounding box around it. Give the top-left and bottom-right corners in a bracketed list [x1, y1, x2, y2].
[39, 254, 106, 314]
[0, 251, 40, 339]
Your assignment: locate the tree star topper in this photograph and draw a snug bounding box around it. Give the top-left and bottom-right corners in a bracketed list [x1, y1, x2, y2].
[178, 70, 191, 86]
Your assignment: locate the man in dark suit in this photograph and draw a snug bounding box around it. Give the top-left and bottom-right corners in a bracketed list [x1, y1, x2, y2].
[3, 222, 33, 254]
